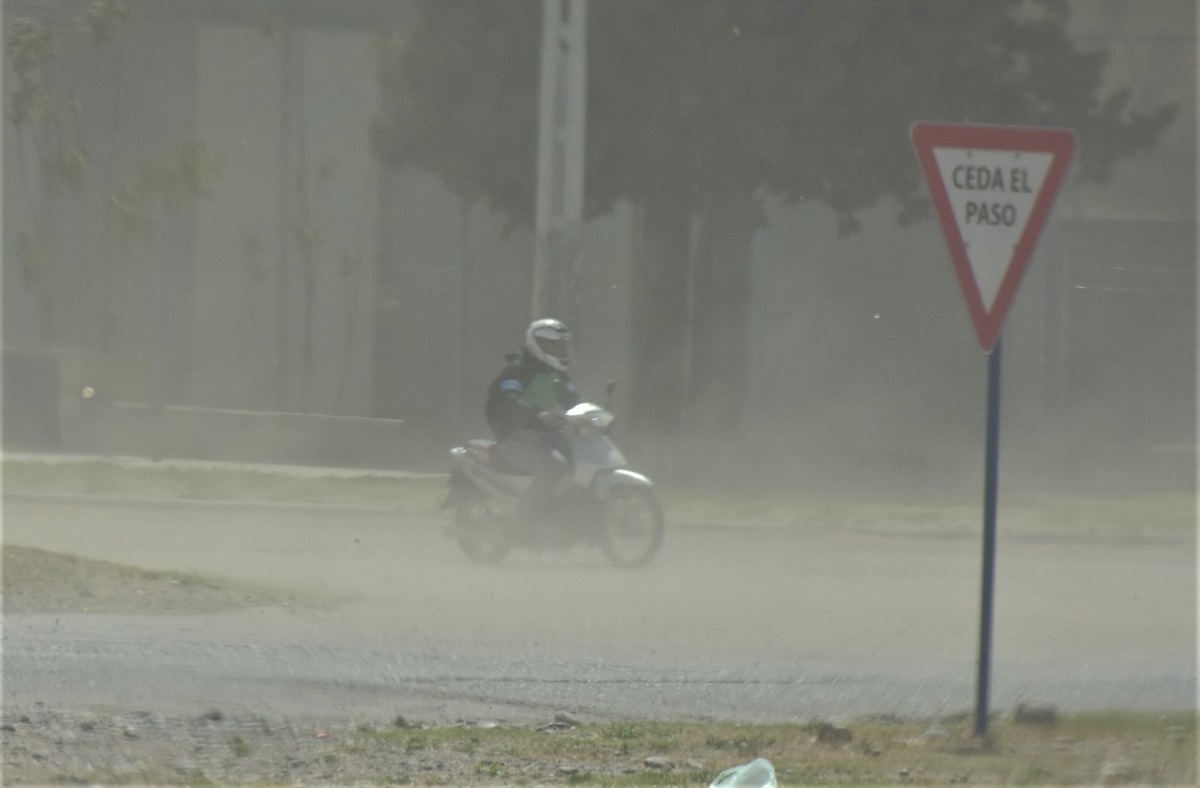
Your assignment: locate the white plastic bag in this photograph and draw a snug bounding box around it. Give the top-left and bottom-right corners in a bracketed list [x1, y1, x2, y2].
[708, 757, 778, 788]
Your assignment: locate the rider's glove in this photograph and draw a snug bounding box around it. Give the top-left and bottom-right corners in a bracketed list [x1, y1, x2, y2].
[537, 410, 566, 429]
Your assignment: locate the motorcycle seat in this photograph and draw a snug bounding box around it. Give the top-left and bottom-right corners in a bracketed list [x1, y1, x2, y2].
[466, 439, 531, 476]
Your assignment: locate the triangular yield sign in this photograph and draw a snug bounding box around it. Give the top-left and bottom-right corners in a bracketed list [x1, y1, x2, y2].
[911, 123, 1076, 352]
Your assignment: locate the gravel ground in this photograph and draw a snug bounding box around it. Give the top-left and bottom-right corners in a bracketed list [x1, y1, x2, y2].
[0, 546, 701, 786]
[2, 706, 662, 786]
[4, 484, 1194, 786]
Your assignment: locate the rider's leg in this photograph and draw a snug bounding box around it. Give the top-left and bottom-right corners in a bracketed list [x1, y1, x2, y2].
[497, 431, 569, 522]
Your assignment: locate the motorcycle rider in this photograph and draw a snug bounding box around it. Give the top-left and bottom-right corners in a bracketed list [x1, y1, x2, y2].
[485, 318, 581, 526]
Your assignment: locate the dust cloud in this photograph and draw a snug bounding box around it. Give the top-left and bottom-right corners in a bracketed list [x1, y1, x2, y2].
[1, 1, 1195, 741]
[2, 1, 1193, 506]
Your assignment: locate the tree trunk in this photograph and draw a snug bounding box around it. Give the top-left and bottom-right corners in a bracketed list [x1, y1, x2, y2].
[688, 181, 758, 436]
[629, 188, 692, 434]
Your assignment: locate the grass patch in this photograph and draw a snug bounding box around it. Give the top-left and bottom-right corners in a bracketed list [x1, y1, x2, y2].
[4, 457, 1193, 538]
[229, 735, 251, 758]
[358, 713, 1196, 786]
[1011, 492, 1197, 532]
[3, 458, 445, 510]
[52, 769, 215, 787]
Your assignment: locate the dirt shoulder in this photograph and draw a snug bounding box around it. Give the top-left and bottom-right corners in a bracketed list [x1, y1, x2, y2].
[3, 699, 1195, 786]
[2, 545, 1196, 786]
[3, 544, 305, 616]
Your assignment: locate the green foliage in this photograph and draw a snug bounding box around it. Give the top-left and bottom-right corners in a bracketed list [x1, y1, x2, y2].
[43, 145, 90, 195]
[362, 715, 1194, 785]
[230, 735, 251, 758]
[6, 17, 55, 74]
[14, 230, 49, 292]
[371, 0, 542, 230]
[603, 723, 643, 740]
[103, 140, 227, 245]
[81, 0, 137, 46]
[371, 1, 1179, 434]
[372, 0, 1175, 233]
[703, 733, 775, 756]
[6, 18, 58, 128]
[8, 74, 59, 129]
[139, 140, 227, 212]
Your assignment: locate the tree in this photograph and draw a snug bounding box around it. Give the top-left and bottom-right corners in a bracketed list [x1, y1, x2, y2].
[6, 2, 227, 409]
[372, 0, 1176, 434]
[371, 1, 541, 228]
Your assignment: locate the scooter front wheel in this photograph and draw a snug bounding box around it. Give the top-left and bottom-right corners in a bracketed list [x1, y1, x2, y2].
[455, 491, 512, 564]
[599, 485, 664, 568]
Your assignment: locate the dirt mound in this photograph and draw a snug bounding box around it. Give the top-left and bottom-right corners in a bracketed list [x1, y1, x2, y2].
[2, 545, 300, 615]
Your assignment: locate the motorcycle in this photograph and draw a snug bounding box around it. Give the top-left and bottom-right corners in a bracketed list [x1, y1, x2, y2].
[442, 388, 664, 567]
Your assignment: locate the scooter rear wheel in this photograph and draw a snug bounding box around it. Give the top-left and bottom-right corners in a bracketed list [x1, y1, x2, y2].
[599, 486, 664, 568]
[455, 492, 512, 564]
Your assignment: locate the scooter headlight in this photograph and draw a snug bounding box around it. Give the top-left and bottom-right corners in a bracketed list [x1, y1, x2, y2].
[586, 410, 614, 429]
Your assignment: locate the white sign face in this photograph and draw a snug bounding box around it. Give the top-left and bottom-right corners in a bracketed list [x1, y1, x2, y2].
[911, 122, 1076, 352]
[930, 148, 1053, 310]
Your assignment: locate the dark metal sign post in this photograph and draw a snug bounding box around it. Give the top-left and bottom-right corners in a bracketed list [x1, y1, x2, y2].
[975, 337, 1002, 736]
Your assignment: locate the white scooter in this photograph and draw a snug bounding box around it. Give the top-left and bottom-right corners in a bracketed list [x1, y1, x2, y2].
[442, 387, 664, 567]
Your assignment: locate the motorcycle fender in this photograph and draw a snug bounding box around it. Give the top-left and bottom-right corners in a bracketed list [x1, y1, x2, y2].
[593, 468, 654, 499]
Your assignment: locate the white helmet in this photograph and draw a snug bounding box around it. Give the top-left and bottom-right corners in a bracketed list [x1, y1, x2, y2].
[525, 318, 572, 371]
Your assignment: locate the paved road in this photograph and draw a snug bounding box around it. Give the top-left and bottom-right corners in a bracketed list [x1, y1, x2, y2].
[3, 495, 1194, 725]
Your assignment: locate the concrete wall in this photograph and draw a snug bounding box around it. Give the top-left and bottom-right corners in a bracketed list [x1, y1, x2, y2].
[73, 403, 408, 469]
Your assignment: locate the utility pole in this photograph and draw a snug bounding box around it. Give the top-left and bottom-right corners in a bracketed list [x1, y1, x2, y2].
[276, 21, 294, 411]
[531, 0, 587, 325]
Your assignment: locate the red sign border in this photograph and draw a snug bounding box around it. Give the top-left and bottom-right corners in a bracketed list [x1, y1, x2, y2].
[910, 123, 1076, 352]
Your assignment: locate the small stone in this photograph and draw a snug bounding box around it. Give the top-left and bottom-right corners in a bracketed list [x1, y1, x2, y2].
[644, 756, 673, 770]
[814, 721, 852, 745]
[1013, 702, 1057, 726]
[123, 726, 139, 739]
[555, 711, 582, 727]
[393, 715, 411, 729]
